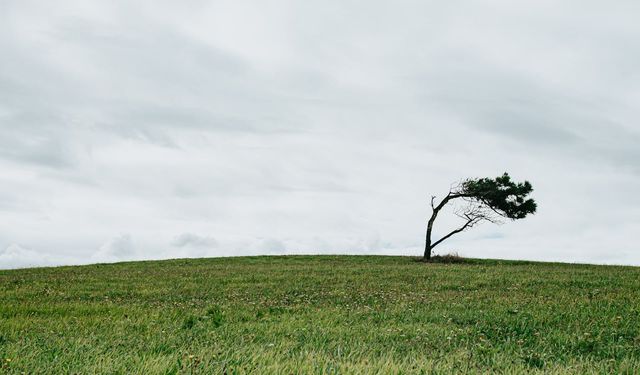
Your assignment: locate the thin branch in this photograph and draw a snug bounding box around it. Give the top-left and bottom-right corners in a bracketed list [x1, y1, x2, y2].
[431, 202, 494, 250]
[430, 217, 477, 249]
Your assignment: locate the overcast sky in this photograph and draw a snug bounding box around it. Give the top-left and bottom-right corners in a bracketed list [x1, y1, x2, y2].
[1, 1, 639, 269]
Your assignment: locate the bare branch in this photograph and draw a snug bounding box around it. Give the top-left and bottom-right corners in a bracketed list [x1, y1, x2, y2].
[424, 173, 536, 260]
[432, 202, 502, 250]
[430, 216, 476, 249]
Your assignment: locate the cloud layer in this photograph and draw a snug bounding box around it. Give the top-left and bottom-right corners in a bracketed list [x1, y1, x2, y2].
[1, 0, 639, 268]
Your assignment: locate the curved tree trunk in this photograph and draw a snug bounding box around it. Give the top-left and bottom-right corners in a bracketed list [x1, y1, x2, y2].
[423, 193, 463, 261]
[423, 197, 441, 261]
[423, 219, 434, 260]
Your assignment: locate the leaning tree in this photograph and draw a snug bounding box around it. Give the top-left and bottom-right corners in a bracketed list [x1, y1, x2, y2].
[424, 173, 536, 261]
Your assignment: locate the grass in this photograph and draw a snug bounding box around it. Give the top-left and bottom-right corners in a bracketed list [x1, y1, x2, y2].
[1, 255, 639, 374]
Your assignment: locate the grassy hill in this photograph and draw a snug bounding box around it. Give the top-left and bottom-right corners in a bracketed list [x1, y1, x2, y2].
[1, 255, 639, 374]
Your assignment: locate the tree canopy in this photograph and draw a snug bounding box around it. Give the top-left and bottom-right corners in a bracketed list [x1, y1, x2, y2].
[424, 173, 536, 260]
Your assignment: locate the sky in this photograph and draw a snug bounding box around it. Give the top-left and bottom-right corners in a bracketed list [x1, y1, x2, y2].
[1, 0, 639, 269]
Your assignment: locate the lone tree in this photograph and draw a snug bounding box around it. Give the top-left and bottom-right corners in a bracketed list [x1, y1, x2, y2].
[424, 173, 536, 261]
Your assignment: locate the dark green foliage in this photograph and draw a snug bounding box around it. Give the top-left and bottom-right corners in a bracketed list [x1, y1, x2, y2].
[461, 172, 537, 220]
[424, 173, 537, 260]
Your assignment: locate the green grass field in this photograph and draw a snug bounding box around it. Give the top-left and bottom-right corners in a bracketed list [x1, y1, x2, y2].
[1, 255, 639, 374]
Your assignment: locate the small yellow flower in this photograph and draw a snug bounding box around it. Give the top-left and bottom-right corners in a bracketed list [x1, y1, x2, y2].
[188, 355, 195, 359]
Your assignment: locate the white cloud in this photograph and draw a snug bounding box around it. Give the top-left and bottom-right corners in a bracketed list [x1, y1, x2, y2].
[0, 244, 58, 269]
[170, 233, 218, 258]
[256, 238, 287, 254]
[0, 0, 639, 268]
[172, 233, 218, 249]
[93, 234, 135, 262]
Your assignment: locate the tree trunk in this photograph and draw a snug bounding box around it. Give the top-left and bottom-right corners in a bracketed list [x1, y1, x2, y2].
[423, 212, 436, 261]
[423, 192, 476, 261]
[423, 238, 432, 261]
[423, 193, 458, 261]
